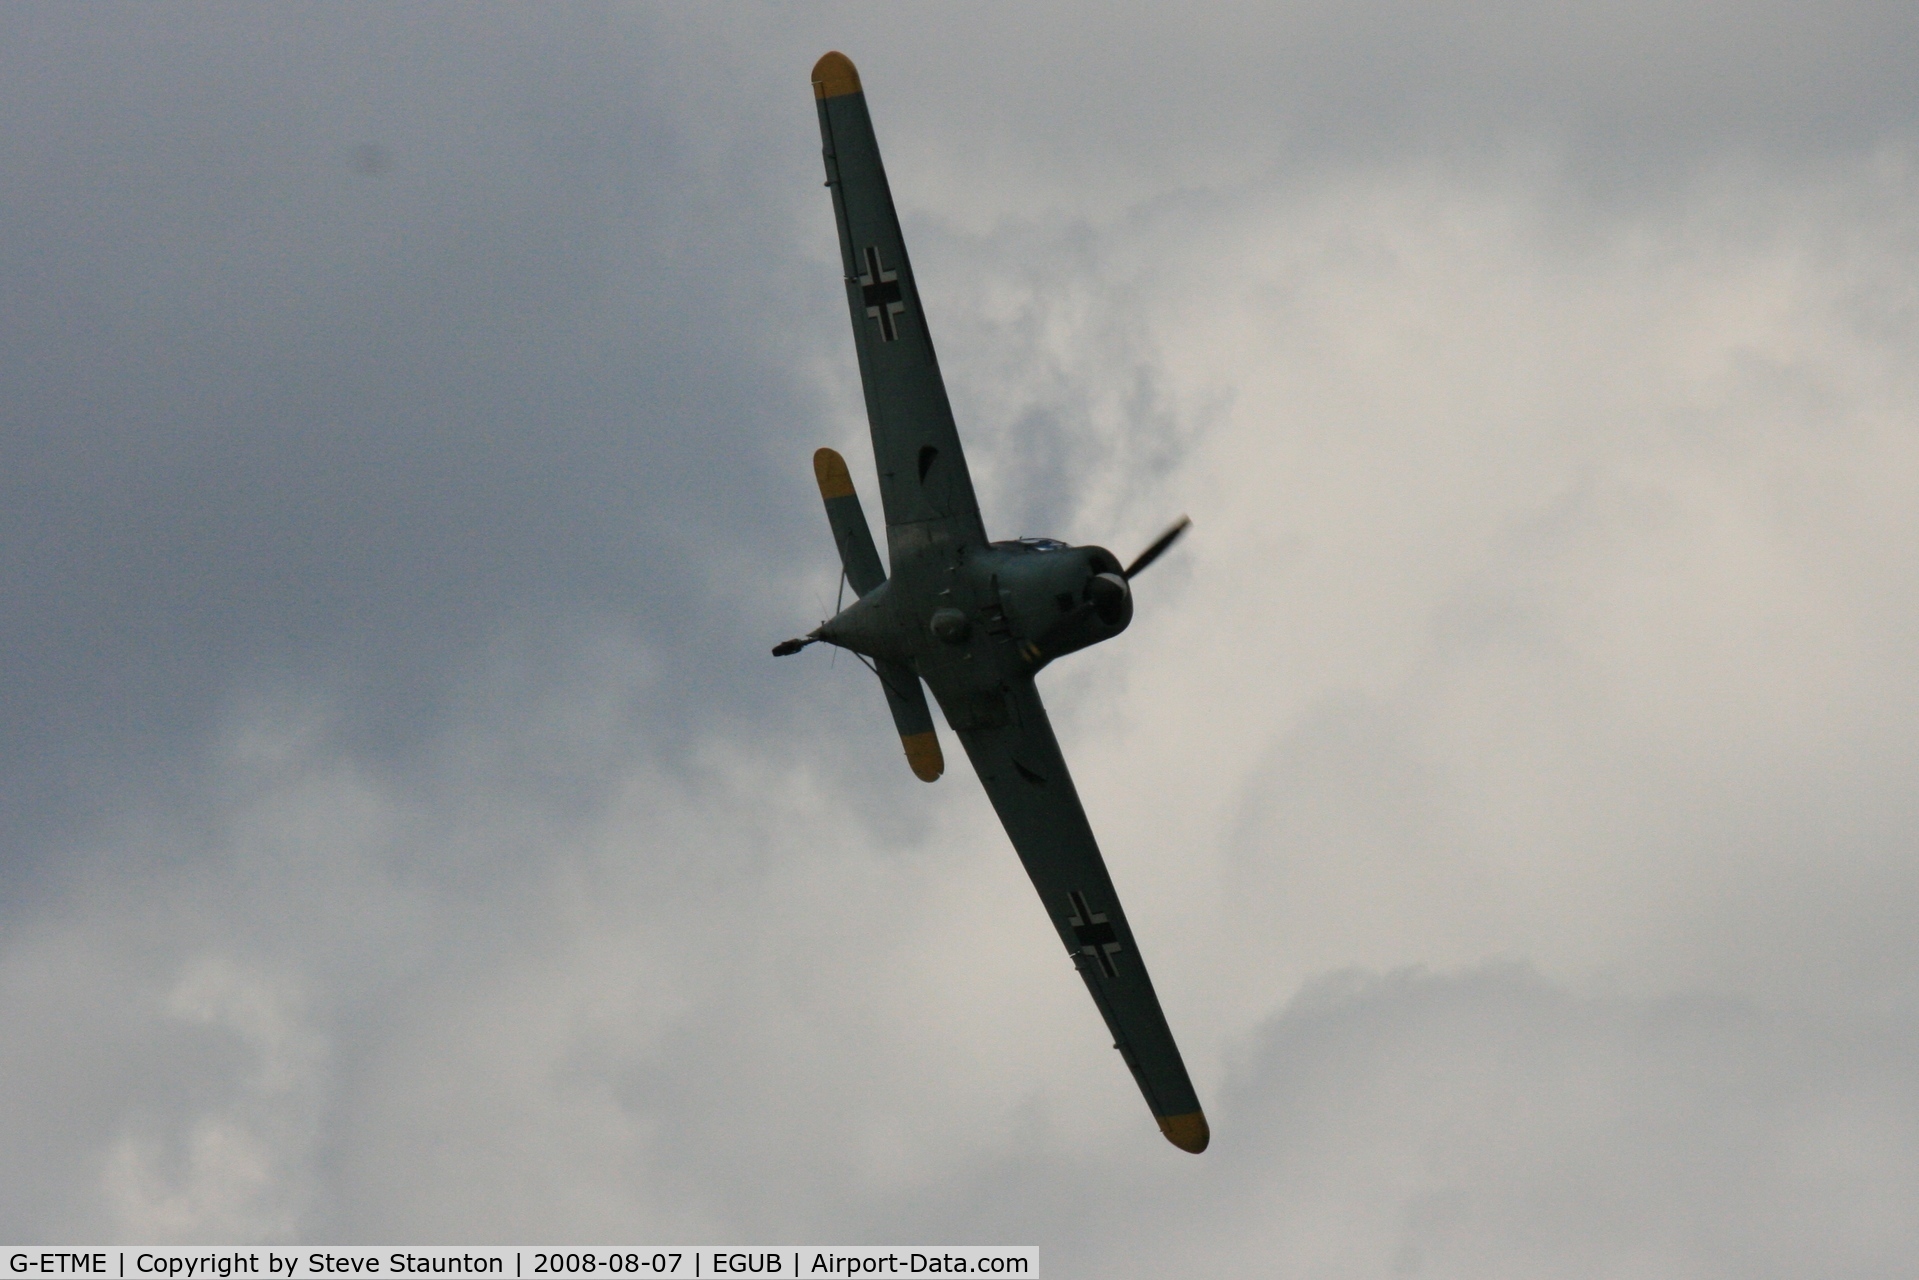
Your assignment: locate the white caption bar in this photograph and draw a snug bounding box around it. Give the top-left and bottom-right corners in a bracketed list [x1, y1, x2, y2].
[4, 1250, 1036, 1280]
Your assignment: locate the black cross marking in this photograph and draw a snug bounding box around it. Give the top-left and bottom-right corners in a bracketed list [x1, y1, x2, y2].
[1067, 890, 1121, 978]
[860, 245, 905, 341]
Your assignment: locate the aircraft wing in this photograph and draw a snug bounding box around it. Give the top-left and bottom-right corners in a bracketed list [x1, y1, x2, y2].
[814, 53, 988, 564]
[953, 677, 1209, 1152]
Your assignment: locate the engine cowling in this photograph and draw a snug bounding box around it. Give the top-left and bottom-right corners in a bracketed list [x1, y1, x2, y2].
[977, 539, 1131, 671]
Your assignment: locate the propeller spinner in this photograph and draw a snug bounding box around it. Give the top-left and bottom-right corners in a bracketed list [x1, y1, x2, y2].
[1087, 516, 1190, 627]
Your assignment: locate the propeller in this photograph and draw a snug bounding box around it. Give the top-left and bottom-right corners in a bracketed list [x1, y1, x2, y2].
[1123, 515, 1191, 580]
[1086, 516, 1191, 626]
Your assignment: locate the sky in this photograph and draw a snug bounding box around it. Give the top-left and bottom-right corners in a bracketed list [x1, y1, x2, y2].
[3, 1, 1918, 1271]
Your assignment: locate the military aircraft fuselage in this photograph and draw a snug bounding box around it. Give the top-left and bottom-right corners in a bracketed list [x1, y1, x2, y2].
[817, 537, 1131, 711]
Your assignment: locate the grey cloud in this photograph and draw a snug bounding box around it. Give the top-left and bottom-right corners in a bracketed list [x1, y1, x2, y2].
[0, 6, 841, 867]
[6, 1, 1919, 1268]
[1196, 965, 1919, 1278]
[739, 1, 1919, 219]
[796, 965, 1919, 1275]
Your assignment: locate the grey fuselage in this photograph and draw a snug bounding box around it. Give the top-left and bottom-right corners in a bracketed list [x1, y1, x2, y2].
[818, 537, 1131, 732]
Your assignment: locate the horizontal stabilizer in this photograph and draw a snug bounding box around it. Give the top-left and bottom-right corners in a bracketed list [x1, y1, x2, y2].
[815, 448, 886, 598]
[902, 730, 943, 782]
[877, 658, 942, 782]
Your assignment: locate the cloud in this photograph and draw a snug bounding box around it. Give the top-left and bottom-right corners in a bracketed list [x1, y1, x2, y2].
[920, 147, 1919, 1012]
[1134, 965, 1919, 1278]
[3, 3, 1918, 1270]
[101, 955, 324, 1242]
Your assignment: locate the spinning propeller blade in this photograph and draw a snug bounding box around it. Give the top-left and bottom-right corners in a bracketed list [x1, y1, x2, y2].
[1123, 516, 1191, 580]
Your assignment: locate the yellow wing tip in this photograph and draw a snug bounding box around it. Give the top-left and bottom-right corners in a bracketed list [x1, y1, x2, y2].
[813, 447, 855, 500]
[903, 730, 943, 782]
[812, 51, 862, 99]
[1157, 1110, 1210, 1153]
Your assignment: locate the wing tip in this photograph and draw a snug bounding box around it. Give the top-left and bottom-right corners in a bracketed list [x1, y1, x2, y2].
[1157, 1109, 1210, 1153]
[814, 447, 856, 500]
[903, 730, 944, 781]
[812, 51, 862, 99]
